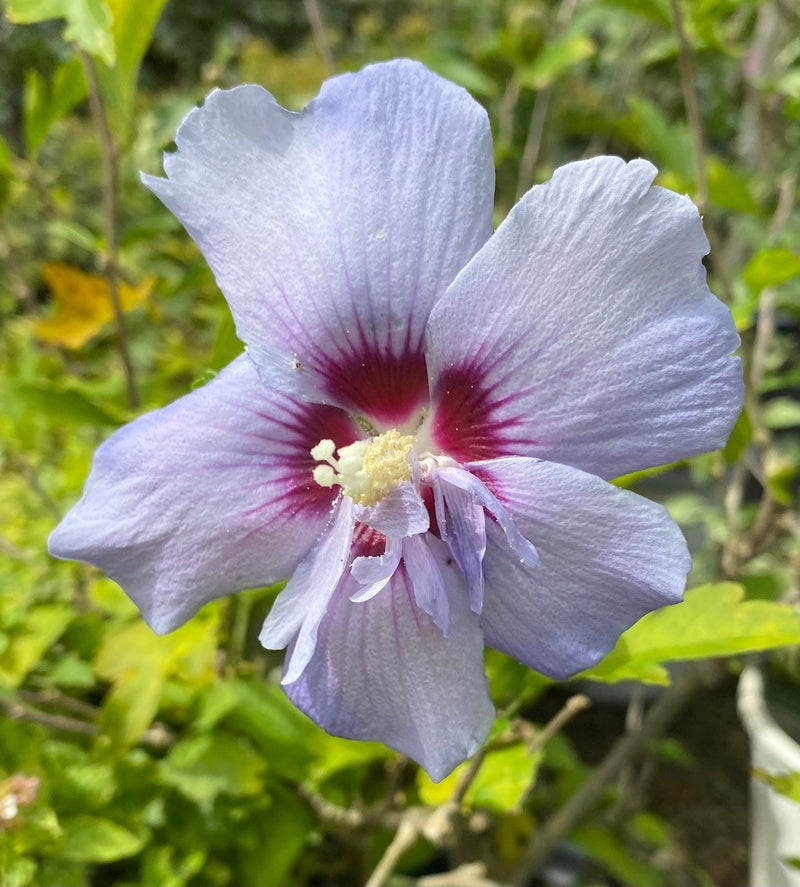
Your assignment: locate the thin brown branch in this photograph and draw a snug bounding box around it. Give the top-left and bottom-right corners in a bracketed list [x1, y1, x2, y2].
[517, 694, 591, 811]
[668, 0, 709, 217]
[497, 78, 521, 148]
[750, 173, 798, 408]
[516, 0, 579, 198]
[450, 750, 487, 810]
[512, 664, 713, 881]
[78, 50, 139, 409]
[0, 695, 97, 736]
[302, 0, 336, 76]
[365, 808, 427, 887]
[19, 688, 99, 720]
[0, 693, 174, 749]
[4, 451, 62, 520]
[416, 861, 507, 887]
[298, 785, 369, 831]
[722, 172, 796, 577]
[0, 534, 30, 563]
[452, 696, 589, 812]
[364, 694, 591, 887]
[530, 693, 591, 756]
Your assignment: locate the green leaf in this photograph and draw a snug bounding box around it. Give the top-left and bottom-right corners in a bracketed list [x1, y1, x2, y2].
[106, 0, 167, 82]
[208, 310, 244, 372]
[422, 51, 498, 96]
[95, 613, 218, 746]
[59, 815, 145, 863]
[97, 0, 169, 126]
[44, 652, 96, 688]
[418, 743, 541, 812]
[584, 583, 800, 685]
[741, 572, 785, 602]
[765, 457, 797, 508]
[46, 219, 99, 253]
[5, 0, 115, 64]
[574, 824, 665, 887]
[193, 681, 240, 732]
[61, 762, 116, 808]
[465, 744, 542, 812]
[776, 70, 800, 100]
[627, 96, 693, 184]
[752, 768, 800, 803]
[0, 857, 37, 887]
[23, 57, 88, 156]
[723, 408, 752, 463]
[17, 383, 122, 427]
[310, 733, 391, 784]
[763, 397, 800, 430]
[158, 732, 266, 808]
[141, 845, 206, 887]
[0, 134, 14, 175]
[0, 605, 74, 687]
[601, 0, 670, 26]
[201, 679, 317, 780]
[628, 811, 672, 848]
[235, 783, 312, 887]
[94, 611, 218, 684]
[518, 33, 596, 90]
[99, 665, 164, 747]
[707, 157, 759, 214]
[744, 248, 800, 294]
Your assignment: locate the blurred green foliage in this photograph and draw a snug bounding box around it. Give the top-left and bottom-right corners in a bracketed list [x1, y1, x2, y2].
[1, 0, 800, 885]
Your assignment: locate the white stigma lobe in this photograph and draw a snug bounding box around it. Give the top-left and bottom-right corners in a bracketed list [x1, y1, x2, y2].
[311, 429, 415, 506]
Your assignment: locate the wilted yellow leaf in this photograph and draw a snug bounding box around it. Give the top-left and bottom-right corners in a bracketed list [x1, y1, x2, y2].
[35, 262, 152, 349]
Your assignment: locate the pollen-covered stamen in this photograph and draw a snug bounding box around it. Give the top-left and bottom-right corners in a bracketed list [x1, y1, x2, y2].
[311, 429, 415, 506]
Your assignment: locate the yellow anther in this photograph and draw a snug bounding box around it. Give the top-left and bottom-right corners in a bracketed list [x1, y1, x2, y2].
[311, 429, 414, 506]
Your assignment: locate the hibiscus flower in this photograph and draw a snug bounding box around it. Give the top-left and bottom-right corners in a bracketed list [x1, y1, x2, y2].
[49, 60, 742, 780]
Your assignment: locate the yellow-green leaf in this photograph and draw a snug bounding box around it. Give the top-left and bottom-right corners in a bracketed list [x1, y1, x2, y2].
[0, 605, 74, 687]
[94, 609, 218, 685]
[763, 398, 800, 430]
[518, 33, 596, 90]
[17, 383, 122, 427]
[60, 816, 145, 863]
[418, 743, 541, 812]
[158, 733, 266, 808]
[24, 57, 88, 155]
[97, 0, 169, 125]
[98, 665, 164, 747]
[584, 583, 800, 685]
[723, 408, 752, 463]
[707, 157, 759, 214]
[752, 768, 800, 803]
[5, 0, 115, 65]
[744, 248, 800, 294]
[209, 309, 244, 371]
[95, 610, 218, 746]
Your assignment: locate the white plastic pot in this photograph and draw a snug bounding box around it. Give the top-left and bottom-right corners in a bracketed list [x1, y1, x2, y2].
[738, 664, 800, 887]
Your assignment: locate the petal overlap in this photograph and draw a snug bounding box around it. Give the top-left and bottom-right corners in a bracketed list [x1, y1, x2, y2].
[284, 539, 493, 782]
[426, 156, 743, 477]
[470, 456, 689, 679]
[260, 497, 354, 684]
